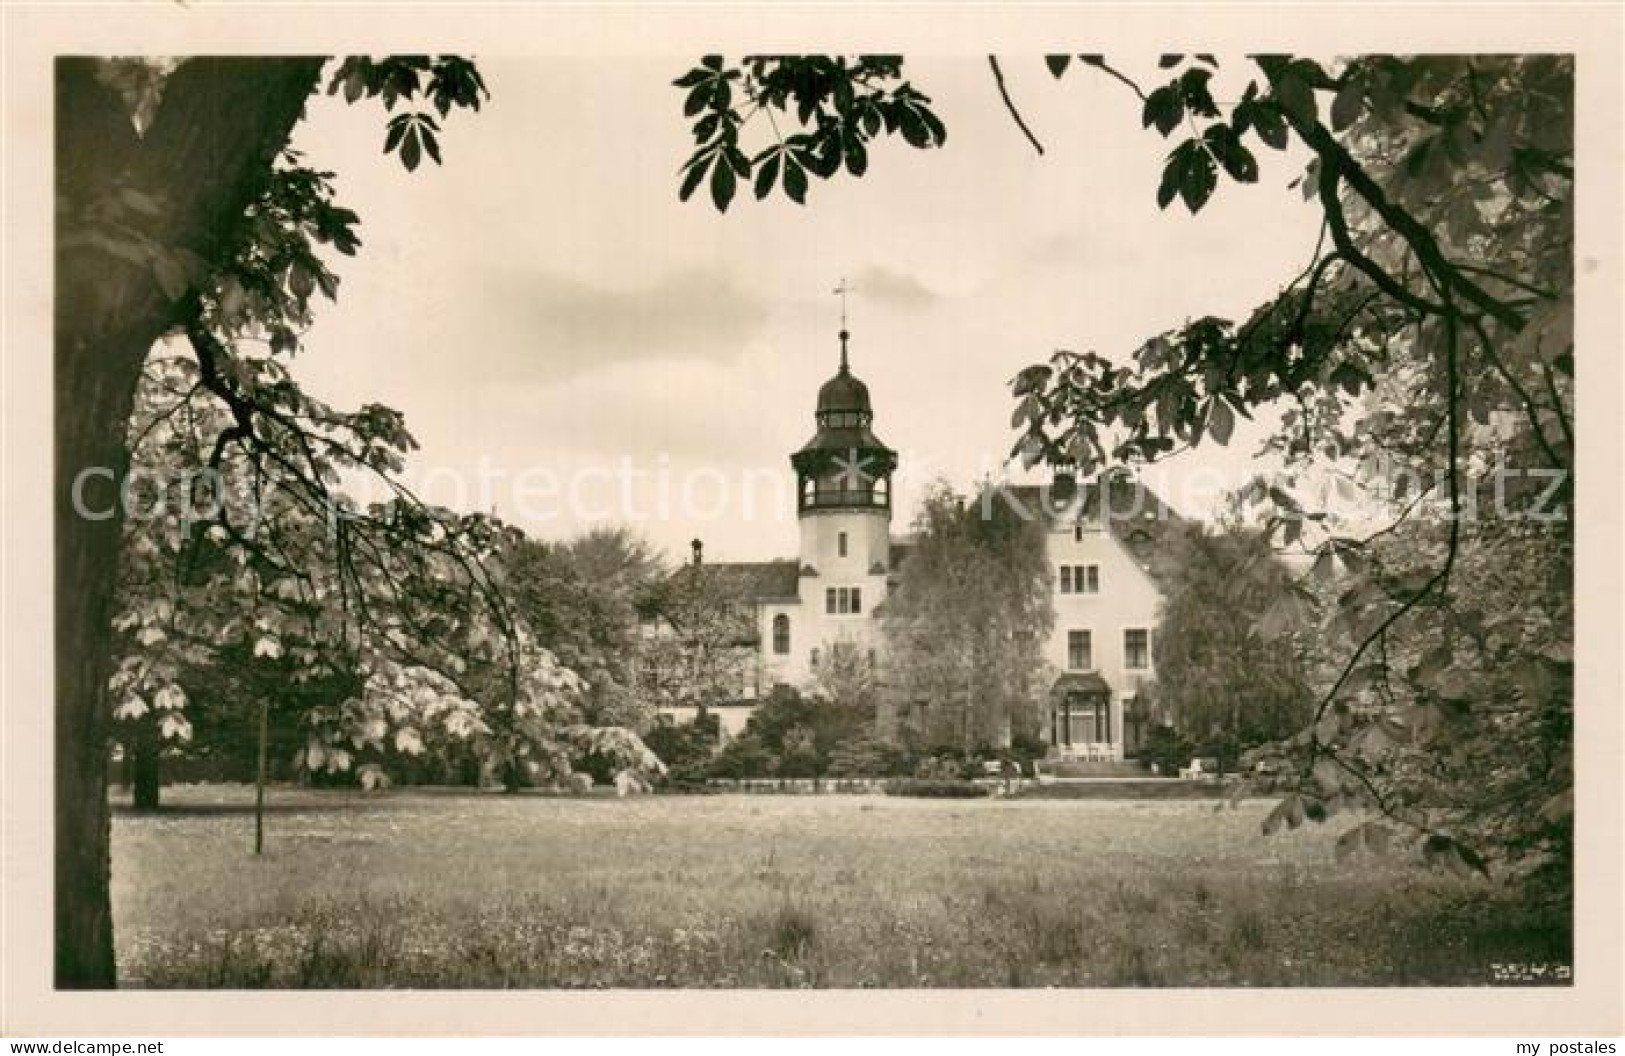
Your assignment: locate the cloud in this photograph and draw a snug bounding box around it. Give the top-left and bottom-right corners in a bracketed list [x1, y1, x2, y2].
[1020, 230, 1086, 267]
[854, 265, 938, 311]
[478, 265, 772, 382]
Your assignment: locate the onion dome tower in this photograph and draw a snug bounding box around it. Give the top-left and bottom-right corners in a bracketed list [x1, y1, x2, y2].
[791, 328, 897, 515]
[790, 323, 898, 581]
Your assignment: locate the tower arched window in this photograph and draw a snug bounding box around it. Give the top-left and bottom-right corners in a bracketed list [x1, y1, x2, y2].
[772, 614, 791, 655]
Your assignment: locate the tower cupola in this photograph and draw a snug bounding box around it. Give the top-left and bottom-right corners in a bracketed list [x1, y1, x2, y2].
[791, 329, 897, 514]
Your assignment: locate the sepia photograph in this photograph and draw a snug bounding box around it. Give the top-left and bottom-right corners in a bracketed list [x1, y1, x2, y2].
[3, 0, 1622, 1042]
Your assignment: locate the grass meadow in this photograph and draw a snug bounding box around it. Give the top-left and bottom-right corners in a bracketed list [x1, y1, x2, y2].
[110, 785, 1568, 988]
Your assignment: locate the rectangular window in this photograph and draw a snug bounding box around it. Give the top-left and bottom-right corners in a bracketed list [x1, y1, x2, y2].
[838, 532, 848, 558]
[1058, 564, 1100, 594]
[1067, 630, 1093, 671]
[826, 587, 862, 615]
[1125, 628, 1150, 670]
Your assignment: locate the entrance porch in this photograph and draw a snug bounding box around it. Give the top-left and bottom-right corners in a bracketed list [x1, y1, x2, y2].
[1048, 672, 1121, 761]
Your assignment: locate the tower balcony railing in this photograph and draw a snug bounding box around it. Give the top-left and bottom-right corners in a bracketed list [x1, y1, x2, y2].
[798, 486, 890, 512]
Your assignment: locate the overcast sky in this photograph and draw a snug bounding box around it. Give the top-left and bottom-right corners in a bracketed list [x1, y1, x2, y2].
[285, 56, 1321, 565]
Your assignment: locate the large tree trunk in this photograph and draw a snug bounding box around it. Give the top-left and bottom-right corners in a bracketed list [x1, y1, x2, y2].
[53, 331, 142, 987]
[54, 56, 323, 988]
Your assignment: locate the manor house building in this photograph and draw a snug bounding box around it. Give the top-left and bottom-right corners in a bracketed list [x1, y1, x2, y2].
[650, 328, 1177, 761]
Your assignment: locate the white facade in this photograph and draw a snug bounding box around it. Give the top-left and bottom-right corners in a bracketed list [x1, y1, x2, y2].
[1039, 511, 1163, 760]
[654, 334, 1169, 759]
[761, 506, 892, 689]
[717, 500, 1165, 759]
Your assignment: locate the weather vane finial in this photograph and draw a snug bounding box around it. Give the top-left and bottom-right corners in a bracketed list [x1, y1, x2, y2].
[833, 276, 855, 371]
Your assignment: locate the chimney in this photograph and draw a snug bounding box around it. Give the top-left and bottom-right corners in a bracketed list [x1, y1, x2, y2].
[690, 538, 704, 566]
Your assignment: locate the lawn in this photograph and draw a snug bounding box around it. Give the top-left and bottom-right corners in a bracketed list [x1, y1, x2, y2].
[110, 785, 1568, 988]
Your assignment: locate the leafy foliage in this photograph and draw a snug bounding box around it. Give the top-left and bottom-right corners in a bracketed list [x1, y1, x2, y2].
[636, 562, 758, 709]
[325, 56, 489, 172]
[824, 736, 913, 779]
[1138, 724, 1195, 776]
[97, 56, 663, 804]
[1150, 522, 1316, 756]
[1027, 55, 1574, 894]
[502, 528, 663, 734]
[111, 350, 593, 796]
[719, 684, 876, 779]
[881, 481, 1055, 753]
[673, 55, 946, 210]
[643, 712, 722, 779]
[809, 640, 879, 710]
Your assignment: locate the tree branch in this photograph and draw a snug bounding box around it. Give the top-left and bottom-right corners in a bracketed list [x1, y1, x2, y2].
[1316, 160, 1442, 318]
[1540, 356, 1575, 453]
[988, 56, 1045, 156]
[1078, 56, 1148, 103]
[1288, 105, 1528, 333]
[1462, 312, 1566, 471]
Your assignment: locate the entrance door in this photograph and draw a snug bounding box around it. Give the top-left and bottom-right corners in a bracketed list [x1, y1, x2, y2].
[1059, 691, 1109, 747]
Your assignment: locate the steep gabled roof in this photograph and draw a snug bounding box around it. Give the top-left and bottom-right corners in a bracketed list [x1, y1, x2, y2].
[986, 477, 1185, 577]
[661, 559, 802, 606]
